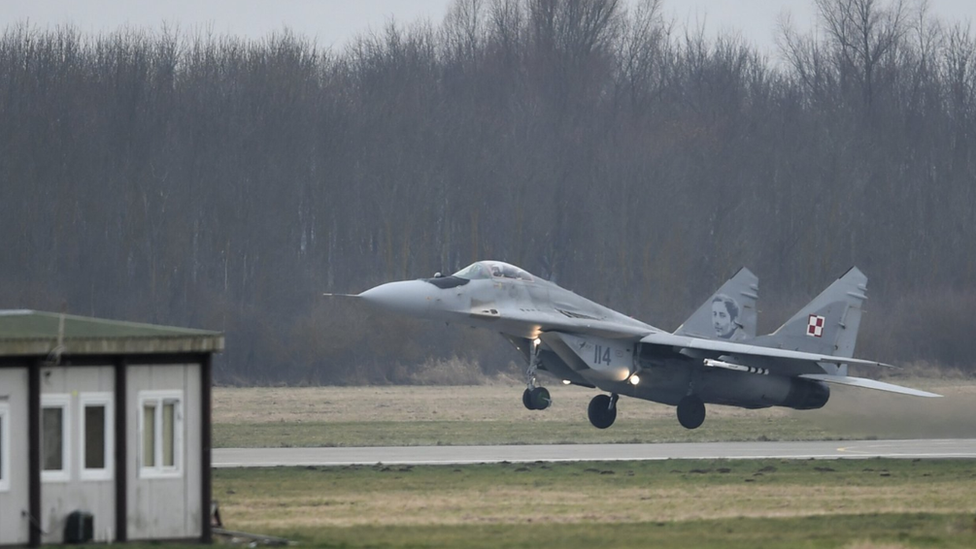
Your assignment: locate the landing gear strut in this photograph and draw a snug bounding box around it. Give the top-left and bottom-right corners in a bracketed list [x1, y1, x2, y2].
[587, 393, 618, 429]
[677, 395, 706, 429]
[522, 340, 550, 410]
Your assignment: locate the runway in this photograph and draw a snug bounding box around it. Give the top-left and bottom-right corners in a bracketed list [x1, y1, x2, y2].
[213, 438, 976, 467]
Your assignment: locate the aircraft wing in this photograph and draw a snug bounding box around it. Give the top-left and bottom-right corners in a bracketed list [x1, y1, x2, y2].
[494, 308, 654, 340]
[639, 331, 894, 369]
[798, 374, 942, 398]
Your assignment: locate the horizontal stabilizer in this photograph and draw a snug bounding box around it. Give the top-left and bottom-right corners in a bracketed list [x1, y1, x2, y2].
[798, 374, 942, 398]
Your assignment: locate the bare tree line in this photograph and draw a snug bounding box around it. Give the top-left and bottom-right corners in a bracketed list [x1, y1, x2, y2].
[1, 0, 975, 383]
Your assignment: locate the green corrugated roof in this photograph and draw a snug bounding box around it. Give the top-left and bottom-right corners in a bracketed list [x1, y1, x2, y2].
[0, 310, 224, 356]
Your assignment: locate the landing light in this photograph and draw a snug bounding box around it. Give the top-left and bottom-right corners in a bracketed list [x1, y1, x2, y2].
[562, 379, 572, 385]
[629, 375, 641, 386]
[533, 338, 542, 346]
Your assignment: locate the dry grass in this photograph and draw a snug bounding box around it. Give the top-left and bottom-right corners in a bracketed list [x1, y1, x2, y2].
[209, 459, 976, 549]
[843, 543, 911, 549]
[212, 385, 817, 447]
[223, 482, 973, 528]
[213, 379, 976, 425]
[212, 379, 976, 447]
[213, 384, 797, 424]
[213, 459, 976, 529]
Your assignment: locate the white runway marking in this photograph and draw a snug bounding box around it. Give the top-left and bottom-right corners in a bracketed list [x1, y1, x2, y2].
[213, 439, 976, 468]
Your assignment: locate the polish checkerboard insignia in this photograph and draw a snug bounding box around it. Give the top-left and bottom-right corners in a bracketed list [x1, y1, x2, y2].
[806, 314, 825, 337]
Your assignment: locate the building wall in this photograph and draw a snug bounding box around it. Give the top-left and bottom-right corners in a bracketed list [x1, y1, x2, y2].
[0, 367, 29, 546]
[126, 363, 202, 540]
[39, 366, 116, 544]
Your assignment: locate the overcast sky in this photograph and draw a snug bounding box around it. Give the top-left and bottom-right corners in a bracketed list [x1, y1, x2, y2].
[3, 1, 975, 56]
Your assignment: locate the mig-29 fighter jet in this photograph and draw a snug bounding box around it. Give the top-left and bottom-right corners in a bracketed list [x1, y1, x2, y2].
[348, 261, 940, 429]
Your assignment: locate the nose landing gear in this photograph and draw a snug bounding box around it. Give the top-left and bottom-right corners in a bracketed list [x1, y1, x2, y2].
[587, 393, 618, 429]
[522, 386, 551, 410]
[522, 341, 551, 410]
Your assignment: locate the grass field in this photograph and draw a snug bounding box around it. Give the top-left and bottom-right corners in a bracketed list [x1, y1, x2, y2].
[207, 381, 976, 547]
[211, 459, 976, 548]
[213, 380, 976, 448]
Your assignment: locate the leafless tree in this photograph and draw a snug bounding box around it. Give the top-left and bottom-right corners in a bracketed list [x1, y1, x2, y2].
[1, 0, 975, 381]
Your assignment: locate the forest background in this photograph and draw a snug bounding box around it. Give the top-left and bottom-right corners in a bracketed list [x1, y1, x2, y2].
[2, 0, 975, 384]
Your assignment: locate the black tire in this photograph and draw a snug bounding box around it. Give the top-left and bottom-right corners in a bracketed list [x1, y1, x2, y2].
[587, 394, 617, 429]
[530, 386, 551, 410]
[677, 395, 706, 430]
[522, 388, 536, 410]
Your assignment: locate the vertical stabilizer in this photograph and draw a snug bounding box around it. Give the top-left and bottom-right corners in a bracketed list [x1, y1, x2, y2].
[675, 267, 759, 342]
[753, 267, 867, 368]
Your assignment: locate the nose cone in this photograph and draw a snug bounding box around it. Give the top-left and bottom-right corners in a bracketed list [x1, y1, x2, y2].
[359, 280, 432, 317]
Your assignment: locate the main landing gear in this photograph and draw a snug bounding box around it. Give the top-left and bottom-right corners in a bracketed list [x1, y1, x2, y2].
[677, 395, 706, 429]
[587, 393, 618, 429]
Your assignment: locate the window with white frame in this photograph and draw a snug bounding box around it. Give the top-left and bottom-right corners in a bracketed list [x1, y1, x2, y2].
[41, 394, 71, 482]
[0, 401, 10, 492]
[139, 391, 183, 478]
[79, 393, 113, 481]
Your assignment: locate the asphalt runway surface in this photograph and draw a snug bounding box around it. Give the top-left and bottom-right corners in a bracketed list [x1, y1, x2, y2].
[214, 439, 976, 467]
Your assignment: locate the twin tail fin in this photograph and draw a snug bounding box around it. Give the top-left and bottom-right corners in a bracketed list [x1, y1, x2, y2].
[675, 267, 758, 342]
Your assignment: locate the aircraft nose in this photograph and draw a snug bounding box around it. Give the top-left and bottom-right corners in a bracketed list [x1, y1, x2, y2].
[358, 280, 432, 316]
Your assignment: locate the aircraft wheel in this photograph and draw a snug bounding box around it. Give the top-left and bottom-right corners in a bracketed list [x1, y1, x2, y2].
[522, 388, 536, 410]
[677, 395, 706, 430]
[587, 394, 617, 429]
[530, 387, 551, 410]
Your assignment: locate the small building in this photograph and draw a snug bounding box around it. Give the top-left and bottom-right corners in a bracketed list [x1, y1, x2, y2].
[0, 310, 223, 546]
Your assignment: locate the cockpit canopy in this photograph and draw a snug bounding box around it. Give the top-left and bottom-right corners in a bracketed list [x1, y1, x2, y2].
[453, 261, 536, 282]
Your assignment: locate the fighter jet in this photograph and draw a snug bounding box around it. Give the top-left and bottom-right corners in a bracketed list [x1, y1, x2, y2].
[349, 261, 940, 429]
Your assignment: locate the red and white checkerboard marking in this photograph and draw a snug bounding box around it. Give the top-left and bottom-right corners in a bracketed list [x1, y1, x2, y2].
[807, 314, 825, 337]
